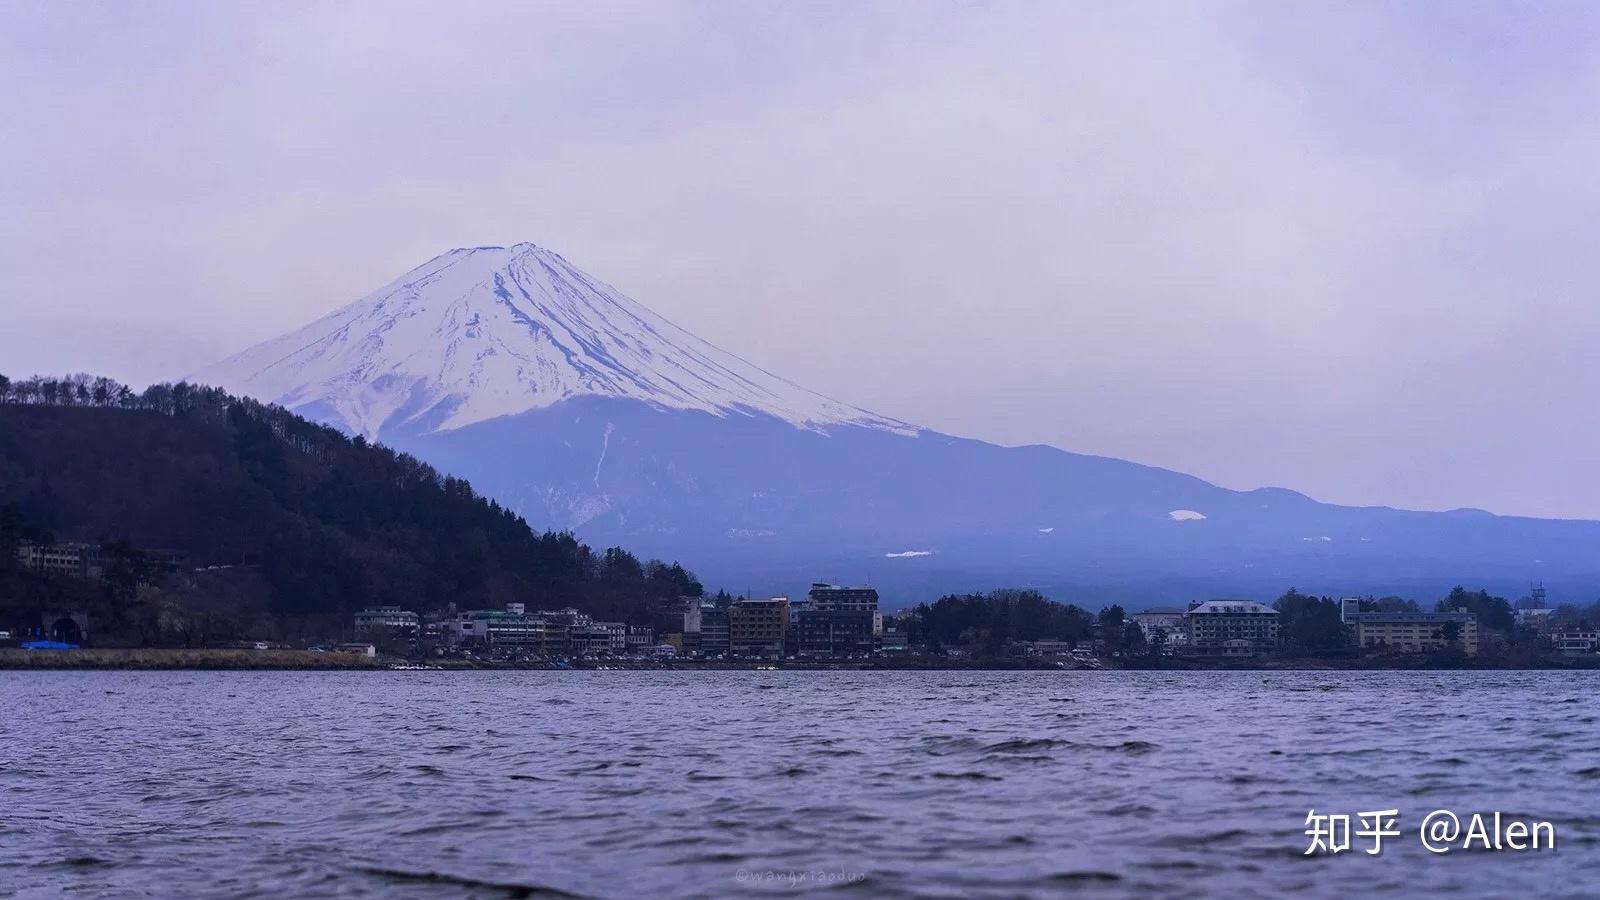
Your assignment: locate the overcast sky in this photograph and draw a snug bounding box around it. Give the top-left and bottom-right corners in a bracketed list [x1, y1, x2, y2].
[5, 1, 1600, 518]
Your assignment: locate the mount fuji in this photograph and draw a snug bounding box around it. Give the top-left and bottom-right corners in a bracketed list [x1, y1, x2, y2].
[193, 243, 1600, 604]
[198, 244, 913, 442]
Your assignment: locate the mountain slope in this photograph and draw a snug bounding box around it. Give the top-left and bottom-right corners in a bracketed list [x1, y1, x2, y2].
[191, 244, 1600, 604]
[0, 378, 702, 632]
[394, 396, 1600, 604]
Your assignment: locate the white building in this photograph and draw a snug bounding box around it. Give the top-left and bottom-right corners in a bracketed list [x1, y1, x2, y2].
[1131, 607, 1188, 651]
[353, 606, 419, 637]
[625, 625, 654, 653]
[601, 621, 628, 653]
[1553, 629, 1598, 655]
[448, 604, 546, 647]
[1515, 607, 1557, 632]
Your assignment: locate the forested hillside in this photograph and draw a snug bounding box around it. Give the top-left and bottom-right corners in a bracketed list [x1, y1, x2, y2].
[0, 374, 701, 641]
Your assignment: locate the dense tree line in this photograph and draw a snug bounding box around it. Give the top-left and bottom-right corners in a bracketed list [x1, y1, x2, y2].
[0, 374, 702, 643]
[1274, 589, 1349, 652]
[905, 589, 1098, 656]
[1435, 586, 1515, 632]
[1544, 599, 1600, 629]
[1271, 585, 1554, 657]
[894, 584, 1570, 661]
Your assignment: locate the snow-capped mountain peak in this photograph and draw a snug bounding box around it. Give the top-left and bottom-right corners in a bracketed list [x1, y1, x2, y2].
[191, 243, 915, 439]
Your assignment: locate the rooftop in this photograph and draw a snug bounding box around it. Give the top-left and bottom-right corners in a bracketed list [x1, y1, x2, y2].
[1189, 601, 1277, 615]
[1350, 611, 1475, 624]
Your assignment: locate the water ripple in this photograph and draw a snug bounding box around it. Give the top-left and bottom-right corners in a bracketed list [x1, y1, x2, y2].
[3, 669, 1593, 898]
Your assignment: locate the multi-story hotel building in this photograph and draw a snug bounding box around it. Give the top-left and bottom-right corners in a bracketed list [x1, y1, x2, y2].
[1185, 600, 1280, 655]
[808, 584, 882, 636]
[730, 596, 790, 657]
[699, 607, 731, 657]
[794, 609, 875, 658]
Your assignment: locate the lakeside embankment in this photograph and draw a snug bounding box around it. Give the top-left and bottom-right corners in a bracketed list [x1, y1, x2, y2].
[1116, 653, 1600, 671]
[5, 648, 1599, 671]
[0, 649, 1067, 671]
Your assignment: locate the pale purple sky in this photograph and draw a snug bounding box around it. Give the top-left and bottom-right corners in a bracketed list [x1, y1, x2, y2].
[5, 1, 1600, 518]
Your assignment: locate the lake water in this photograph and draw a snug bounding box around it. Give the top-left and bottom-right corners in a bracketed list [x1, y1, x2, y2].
[3, 670, 1596, 898]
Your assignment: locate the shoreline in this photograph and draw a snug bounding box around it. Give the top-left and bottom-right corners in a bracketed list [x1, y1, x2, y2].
[4, 648, 1598, 672]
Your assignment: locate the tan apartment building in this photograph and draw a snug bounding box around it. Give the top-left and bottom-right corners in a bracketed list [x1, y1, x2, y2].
[1339, 599, 1479, 655]
[1350, 614, 1479, 654]
[730, 596, 790, 657]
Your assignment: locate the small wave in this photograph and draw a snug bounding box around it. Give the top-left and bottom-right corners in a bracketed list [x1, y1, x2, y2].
[1048, 871, 1122, 883]
[670, 851, 746, 865]
[1104, 804, 1157, 818]
[45, 856, 112, 869]
[355, 866, 584, 898]
[917, 736, 983, 756]
[983, 738, 1069, 754]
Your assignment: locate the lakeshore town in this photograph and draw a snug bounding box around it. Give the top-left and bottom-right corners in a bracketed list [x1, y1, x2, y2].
[6, 539, 1600, 668]
[333, 586, 1598, 666]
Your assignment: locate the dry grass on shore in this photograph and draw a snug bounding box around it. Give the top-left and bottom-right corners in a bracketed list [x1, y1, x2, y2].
[0, 647, 385, 669]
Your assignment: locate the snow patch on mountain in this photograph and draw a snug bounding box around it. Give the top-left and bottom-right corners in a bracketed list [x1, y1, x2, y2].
[191, 243, 916, 440]
[884, 550, 933, 558]
[1168, 509, 1207, 521]
[593, 422, 614, 488]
